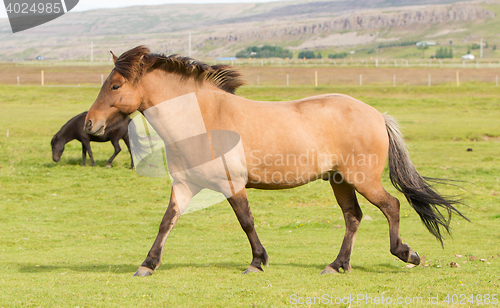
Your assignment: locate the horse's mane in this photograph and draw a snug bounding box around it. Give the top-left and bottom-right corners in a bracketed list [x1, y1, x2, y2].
[114, 46, 244, 94]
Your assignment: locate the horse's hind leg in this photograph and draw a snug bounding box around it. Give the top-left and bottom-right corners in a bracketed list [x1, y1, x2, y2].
[122, 134, 134, 169]
[356, 183, 420, 265]
[227, 188, 268, 274]
[322, 177, 362, 274]
[106, 139, 121, 168]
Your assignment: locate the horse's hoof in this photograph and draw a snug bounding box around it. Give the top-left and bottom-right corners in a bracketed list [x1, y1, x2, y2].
[408, 250, 420, 265]
[133, 266, 154, 277]
[320, 266, 339, 275]
[106, 164, 111, 169]
[242, 265, 263, 274]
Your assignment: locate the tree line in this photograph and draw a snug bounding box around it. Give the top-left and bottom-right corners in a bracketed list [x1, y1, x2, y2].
[236, 46, 293, 59]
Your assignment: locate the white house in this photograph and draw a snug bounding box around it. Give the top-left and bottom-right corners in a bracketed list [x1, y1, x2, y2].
[416, 41, 437, 47]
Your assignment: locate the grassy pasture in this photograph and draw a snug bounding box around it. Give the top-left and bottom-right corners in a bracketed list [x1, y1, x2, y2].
[0, 83, 499, 307]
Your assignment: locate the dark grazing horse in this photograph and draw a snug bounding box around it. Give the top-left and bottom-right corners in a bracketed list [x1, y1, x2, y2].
[51, 111, 133, 168]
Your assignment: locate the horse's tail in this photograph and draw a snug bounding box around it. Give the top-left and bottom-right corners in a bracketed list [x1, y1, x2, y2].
[383, 114, 468, 246]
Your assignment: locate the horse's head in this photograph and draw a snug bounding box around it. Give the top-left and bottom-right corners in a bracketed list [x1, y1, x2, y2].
[85, 48, 147, 136]
[51, 134, 64, 162]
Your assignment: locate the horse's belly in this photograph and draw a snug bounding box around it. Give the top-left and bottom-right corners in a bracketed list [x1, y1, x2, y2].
[245, 164, 328, 189]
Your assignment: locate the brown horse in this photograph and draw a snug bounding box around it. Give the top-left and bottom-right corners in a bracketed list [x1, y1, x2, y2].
[84, 46, 467, 276]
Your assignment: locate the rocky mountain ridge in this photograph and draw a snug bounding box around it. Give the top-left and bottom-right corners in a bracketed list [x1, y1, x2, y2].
[0, 0, 496, 60]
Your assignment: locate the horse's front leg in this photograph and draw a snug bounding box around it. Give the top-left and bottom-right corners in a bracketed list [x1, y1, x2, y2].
[134, 183, 198, 276]
[228, 188, 268, 273]
[81, 144, 87, 166]
[82, 140, 96, 166]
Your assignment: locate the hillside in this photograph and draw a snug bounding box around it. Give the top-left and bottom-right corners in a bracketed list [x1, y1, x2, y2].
[0, 0, 498, 61]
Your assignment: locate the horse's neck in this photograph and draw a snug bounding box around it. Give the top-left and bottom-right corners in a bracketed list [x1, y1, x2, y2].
[57, 126, 73, 143]
[143, 92, 208, 145]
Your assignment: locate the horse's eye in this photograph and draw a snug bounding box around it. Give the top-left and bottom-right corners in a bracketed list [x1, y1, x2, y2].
[112, 84, 121, 90]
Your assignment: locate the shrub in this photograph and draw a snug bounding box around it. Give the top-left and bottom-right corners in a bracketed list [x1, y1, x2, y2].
[328, 52, 348, 59]
[298, 50, 321, 59]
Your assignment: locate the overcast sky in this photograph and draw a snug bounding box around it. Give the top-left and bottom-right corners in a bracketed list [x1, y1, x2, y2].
[0, 0, 289, 19]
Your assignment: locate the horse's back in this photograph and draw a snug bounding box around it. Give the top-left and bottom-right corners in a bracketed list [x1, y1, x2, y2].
[239, 93, 387, 147]
[224, 93, 389, 189]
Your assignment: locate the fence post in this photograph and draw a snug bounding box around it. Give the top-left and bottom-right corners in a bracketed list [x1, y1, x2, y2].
[456, 71, 460, 87]
[257, 75, 260, 86]
[101, 74, 104, 85]
[315, 71, 318, 87]
[286, 74, 289, 87]
[393, 74, 396, 87]
[428, 74, 431, 87]
[375, 59, 378, 68]
[496, 75, 498, 87]
[360, 74, 362, 86]
[41, 70, 44, 86]
[17, 76, 19, 86]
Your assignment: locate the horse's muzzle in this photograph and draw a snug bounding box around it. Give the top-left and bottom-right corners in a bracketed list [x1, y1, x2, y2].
[84, 119, 105, 136]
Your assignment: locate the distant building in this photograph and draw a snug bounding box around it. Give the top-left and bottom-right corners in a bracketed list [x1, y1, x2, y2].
[216, 57, 237, 61]
[416, 41, 437, 47]
[35, 56, 45, 60]
[462, 54, 475, 60]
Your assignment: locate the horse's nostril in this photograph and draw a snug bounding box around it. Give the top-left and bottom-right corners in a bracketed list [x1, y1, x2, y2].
[85, 119, 93, 130]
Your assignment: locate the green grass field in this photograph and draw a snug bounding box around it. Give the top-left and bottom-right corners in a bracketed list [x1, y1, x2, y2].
[0, 84, 499, 307]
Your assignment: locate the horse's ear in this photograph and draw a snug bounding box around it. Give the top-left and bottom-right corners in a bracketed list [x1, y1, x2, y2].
[110, 51, 118, 65]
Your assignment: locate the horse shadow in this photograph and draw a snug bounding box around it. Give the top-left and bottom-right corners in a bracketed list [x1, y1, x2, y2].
[42, 158, 119, 168]
[16, 261, 403, 275]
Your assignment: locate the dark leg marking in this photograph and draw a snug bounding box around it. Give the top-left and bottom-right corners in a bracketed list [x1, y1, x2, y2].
[227, 189, 268, 274]
[322, 179, 362, 274]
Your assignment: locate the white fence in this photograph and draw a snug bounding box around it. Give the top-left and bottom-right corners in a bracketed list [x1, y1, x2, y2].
[5, 58, 500, 69]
